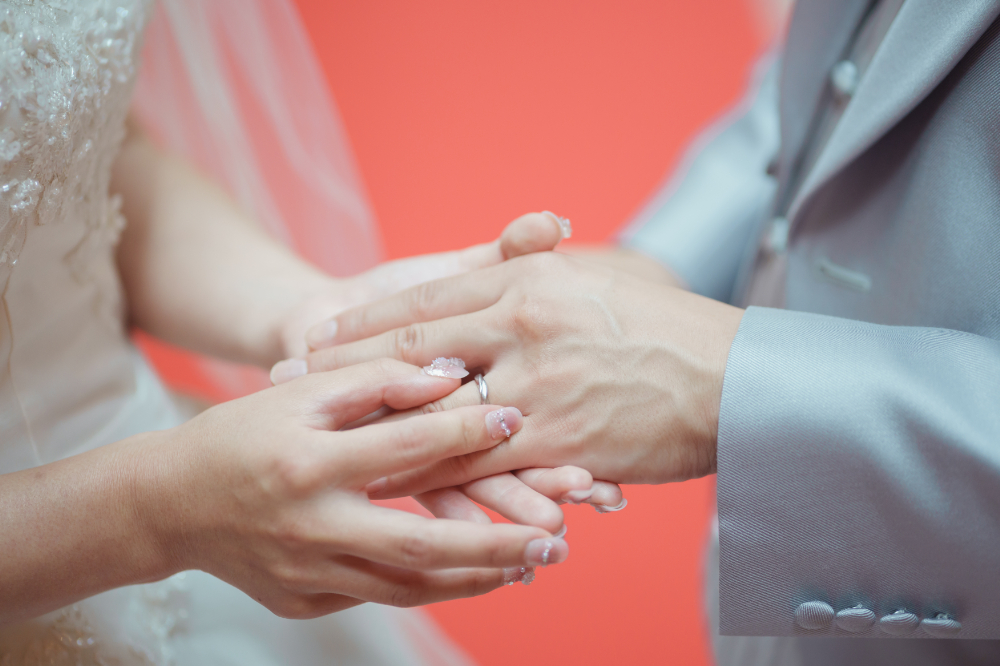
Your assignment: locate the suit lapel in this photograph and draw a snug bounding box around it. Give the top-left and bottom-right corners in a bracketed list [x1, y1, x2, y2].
[776, 0, 871, 207]
[787, 0, 1000, 223]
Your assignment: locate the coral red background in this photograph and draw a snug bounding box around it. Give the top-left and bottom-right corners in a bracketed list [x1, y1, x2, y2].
[145, 1, 770, 664]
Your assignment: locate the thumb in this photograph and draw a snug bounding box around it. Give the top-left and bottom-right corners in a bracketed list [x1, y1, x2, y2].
[499, 211, 572, 259]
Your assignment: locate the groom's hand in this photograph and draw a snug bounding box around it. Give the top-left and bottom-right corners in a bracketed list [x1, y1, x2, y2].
[279, 212, 571, 359]
[275, 252, 744, 497]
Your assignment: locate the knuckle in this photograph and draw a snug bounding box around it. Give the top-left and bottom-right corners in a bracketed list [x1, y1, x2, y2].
[386, 584, 423, 609]
[509, 297, 552, 342]
[391, 324, 424, 363]
[409, 281, 439, 321]
[269, 452, 320, 496]
[397, 529, 437, 569]
[271, 561, 309, 590]
[418, 398, 447, 415]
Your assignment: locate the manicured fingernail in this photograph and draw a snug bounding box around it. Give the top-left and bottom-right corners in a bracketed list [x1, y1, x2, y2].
[561, 489, 593, 505]
[525, 538, 568, 567]
[365, 477, 388, 495]
[594, 498, 628, 514]
[306, 319, 338, 349]
[270, 358, 307, 385]
[485, 407, 523, 439]
[542, 210, 572, 239]
[503, 566, 536, 586]
[421, 357, 469, 379]
[553, 524, 568, 539]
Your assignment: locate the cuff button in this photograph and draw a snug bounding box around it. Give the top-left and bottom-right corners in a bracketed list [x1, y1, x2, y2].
[835, 605, 876, 633]
[921, 614, 962, 638]
[879, 609, 920, 636]
[795, 601, 834, 630]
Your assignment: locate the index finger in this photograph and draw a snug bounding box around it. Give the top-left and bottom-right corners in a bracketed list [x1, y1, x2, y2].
[310, 261, 510, 351]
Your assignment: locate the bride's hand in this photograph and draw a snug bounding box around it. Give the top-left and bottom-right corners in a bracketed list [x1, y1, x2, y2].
[274, 252, 744, 494]
[135, 359, 568, 619]
[278, 211, 570, 359]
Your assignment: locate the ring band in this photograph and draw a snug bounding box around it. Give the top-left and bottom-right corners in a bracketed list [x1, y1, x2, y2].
[475, 373, 488, 405]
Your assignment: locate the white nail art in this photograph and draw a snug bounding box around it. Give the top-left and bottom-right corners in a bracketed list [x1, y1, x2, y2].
[594, 498, 628, 514]
[421, 357, 468, 378]
[542, 210, 572, 239]
[503, 566, 535, 586]
[485, 409, 512, 438]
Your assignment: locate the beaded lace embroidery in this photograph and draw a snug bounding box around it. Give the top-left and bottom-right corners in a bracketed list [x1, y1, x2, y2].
[0, 0, 148, 292]
[0, 2, 193, 664]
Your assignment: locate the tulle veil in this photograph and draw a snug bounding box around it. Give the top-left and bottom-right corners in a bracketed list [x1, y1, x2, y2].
[132, 0, 382, 399]
[130, 3, 473, 663]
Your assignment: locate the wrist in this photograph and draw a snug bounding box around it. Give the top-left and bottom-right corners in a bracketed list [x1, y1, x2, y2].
[699, 303, 744, 475]
[120, 429, 192, 579]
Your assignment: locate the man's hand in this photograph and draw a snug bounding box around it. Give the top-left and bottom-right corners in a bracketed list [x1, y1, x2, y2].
[279, 212, 570, 359]
[273, 252, 743, 497]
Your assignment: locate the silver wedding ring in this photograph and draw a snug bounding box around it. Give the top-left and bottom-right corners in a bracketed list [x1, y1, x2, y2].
[474, 373, 488, 405]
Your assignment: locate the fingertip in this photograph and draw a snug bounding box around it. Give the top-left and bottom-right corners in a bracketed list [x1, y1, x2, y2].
[499, 212, 563, 259]
[270, 358, 308, 385]
[588, 480, 624, 509]
[306, 319, 339, 351]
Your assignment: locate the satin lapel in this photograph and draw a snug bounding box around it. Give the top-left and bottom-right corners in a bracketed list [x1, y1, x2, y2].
[787, 0, 1000, 223]
[776, 0, 871, 205]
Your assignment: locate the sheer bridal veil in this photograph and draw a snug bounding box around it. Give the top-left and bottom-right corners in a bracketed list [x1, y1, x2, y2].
[132, 0, 382, 398]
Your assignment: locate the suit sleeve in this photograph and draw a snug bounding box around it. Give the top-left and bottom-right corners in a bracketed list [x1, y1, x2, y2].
[717, 306, 1000, 638]
[619, 56, 780, 303]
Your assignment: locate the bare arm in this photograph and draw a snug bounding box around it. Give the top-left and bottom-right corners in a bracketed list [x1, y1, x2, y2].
[113, 119, 335, 368]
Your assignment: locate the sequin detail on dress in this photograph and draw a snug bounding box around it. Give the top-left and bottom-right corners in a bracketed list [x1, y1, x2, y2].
[0, 0, 148, 298]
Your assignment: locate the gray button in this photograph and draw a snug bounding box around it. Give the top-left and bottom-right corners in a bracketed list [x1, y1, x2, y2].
[835, 605, 876, 633]
[879, 609, 920, 635]
[921, 613, 962, 638]
[767, 217, 790, 254]
[830, 60, 859, 99]
[795, 601, 835, 630]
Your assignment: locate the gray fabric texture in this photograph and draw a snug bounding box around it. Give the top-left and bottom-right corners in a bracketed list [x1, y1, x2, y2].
[625, 0, 1000, 654]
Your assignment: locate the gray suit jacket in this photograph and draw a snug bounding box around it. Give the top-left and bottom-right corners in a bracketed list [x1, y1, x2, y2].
[625, 0, 1000, 641]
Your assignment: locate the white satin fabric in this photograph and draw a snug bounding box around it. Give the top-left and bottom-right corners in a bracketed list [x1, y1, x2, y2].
[0, 1, 469, 663]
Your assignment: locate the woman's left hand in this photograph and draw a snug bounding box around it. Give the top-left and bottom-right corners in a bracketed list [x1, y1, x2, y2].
[274, 252, 745, 497]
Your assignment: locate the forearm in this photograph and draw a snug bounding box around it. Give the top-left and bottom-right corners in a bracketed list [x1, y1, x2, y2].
[113, 121, 340, 367]
[0, 432, 175, 626]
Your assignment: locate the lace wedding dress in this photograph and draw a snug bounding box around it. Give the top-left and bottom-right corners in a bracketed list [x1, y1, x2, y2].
[0, 2, 469, 664]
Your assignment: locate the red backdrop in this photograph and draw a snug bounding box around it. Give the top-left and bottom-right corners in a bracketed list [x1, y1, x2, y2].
[145, 1, 768, 664]
[292, 3, 765, 663]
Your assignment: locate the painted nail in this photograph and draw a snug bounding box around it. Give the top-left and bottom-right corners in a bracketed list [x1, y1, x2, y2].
[561, 489, 593, 505]
[270, 358, 307, 385]
[485, 407, 523, 439]
[525, 538, 569, 567]
[365, 477, 388, 495]
[503, 566, 536, 586]
[306, 319, 338, 349]
[421, 357, 469, 379]
[542, 210, 573, 239]
[553, 524, 568, 539]
[593, 498, 628, 514]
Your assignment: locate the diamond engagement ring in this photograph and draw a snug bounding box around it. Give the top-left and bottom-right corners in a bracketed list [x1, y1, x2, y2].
[474, 373, 488, 405]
